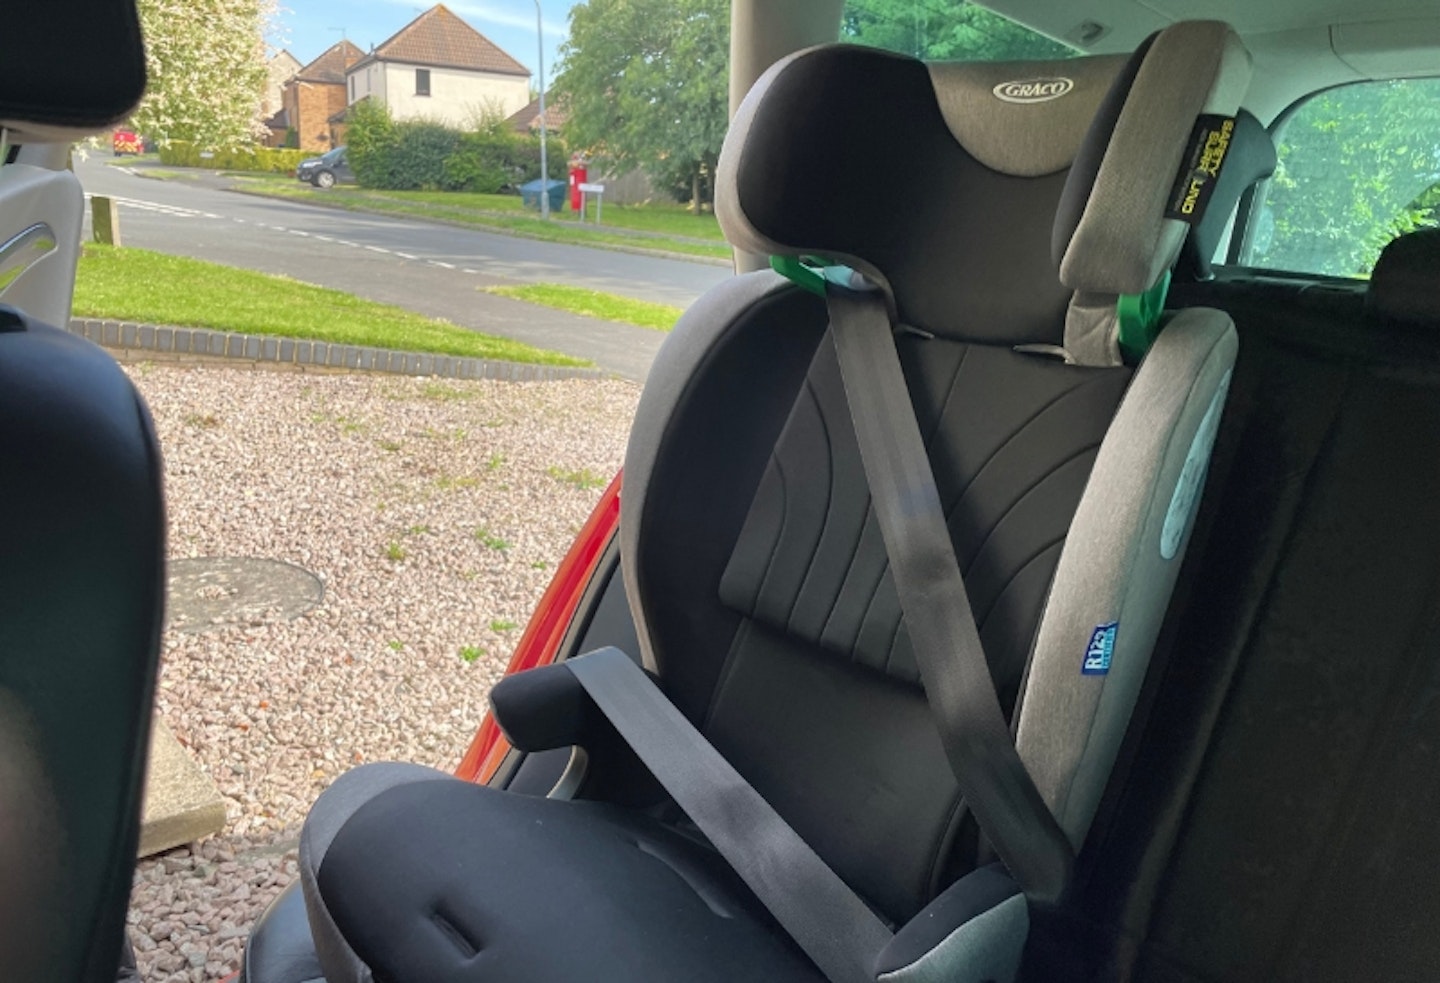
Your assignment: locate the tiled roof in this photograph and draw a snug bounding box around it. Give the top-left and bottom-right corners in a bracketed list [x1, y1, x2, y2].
[357, 5, 530, 77]
[296, 40, 364, 84]
[505, 94, 569, 133]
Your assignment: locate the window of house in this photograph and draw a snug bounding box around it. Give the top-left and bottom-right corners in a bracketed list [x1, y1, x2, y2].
[349, 77, 355, 100]
[1241, 78, 1440, 278]
[415, 68, 431, 97]
[840, 0, 1073, 62]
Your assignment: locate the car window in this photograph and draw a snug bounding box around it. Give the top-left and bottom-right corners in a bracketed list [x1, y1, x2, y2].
[1242, 78, 1440, 278]
[839, 0, 1074, 61]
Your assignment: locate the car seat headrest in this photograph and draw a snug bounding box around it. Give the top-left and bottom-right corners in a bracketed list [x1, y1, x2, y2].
[1175, 109, 1276, 281]
[717, 43, 1129, 348]
[1054, 20, 1252, 364]
[0, 1, 147, 142]
[1366, 228, 1440, 327]
[718, 22, 1252, 365]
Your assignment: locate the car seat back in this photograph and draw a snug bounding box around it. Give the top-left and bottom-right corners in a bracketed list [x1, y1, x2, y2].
[0, 309, 166, 982]
[620, 21, 1251, 925]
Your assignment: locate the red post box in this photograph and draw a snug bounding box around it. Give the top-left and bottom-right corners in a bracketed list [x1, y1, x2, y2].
[568, 164, 587, 213]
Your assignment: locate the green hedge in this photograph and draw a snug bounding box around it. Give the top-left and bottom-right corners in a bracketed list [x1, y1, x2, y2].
[158, 141, 311, 173]
[346, 99, 564, 194]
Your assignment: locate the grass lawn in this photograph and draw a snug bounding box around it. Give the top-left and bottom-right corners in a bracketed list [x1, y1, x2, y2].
[73, 245, 589, 366]
[236, 180, 732, 261]
[485, 283, 683, 332]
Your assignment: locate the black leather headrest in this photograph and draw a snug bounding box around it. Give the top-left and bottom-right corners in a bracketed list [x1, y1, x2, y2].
[0, 0, 147, 141]
[1366, 229, 1440, 327]
[1176, 109, 1275, 280]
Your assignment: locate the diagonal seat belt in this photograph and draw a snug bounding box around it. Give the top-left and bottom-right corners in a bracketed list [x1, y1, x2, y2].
[568, 646, 893, 983]
[562, 264, 1072, 982]
[822, 266, 1073, 904]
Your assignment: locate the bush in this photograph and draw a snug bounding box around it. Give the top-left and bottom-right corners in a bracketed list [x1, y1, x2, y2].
[348, 99, 566, 194]
[157, 141, 309, 173]
[442, 129, 567, 193]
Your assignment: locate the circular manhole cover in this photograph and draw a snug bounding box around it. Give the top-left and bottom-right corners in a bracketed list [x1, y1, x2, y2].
[167, 557, 324, 633]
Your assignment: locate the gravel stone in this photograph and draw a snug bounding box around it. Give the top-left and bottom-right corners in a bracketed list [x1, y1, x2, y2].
[124, 364, 639, 980]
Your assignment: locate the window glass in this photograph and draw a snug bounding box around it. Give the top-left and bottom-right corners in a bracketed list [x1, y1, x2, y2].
[840, 0, 1073, 62]
[1244, 78, 1440, 278]
[415, 68, 431, 97]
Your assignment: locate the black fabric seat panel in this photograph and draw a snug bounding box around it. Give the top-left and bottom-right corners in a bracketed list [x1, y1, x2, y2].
[317, 778, 826, 983]
[1023, 279, 1440, 982]
[710, 334, 1130, 922]
[721, 335, 1131, 694]
[1139, 368, 1440, 983]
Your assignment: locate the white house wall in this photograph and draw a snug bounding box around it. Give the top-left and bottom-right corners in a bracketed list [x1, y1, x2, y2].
[379, 63, 529, 127]
[349, 62, 387, 106]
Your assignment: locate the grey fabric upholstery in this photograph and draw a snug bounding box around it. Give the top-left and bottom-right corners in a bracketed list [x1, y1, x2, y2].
[1015, 308, 1237, 845]
[925, 55, 1127, 178]
[1058, 22, 1252, 365]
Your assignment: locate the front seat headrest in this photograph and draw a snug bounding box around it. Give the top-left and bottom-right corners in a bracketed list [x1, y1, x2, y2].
[0, 0, 147, 141]
[1366, 228, 1440, 327]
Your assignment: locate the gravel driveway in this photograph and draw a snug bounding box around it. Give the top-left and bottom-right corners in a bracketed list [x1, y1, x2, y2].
[123, 364, 639, 981]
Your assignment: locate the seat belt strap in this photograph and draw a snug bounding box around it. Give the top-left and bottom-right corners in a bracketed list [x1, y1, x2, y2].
[823, 268, 1073, 904]
[567, 646, 894, 983]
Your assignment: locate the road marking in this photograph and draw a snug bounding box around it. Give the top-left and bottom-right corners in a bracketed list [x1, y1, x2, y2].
[88, 191, 502, 280]
[89, 194, 210, 219]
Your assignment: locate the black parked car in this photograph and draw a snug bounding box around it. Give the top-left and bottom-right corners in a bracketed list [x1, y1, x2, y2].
[295, 146, 352, 189]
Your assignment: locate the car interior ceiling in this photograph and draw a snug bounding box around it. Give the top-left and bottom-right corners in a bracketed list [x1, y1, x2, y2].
[2, 2, 1439, 982]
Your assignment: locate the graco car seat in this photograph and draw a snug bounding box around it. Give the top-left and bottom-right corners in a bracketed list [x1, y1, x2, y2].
[284, 21, 1252, 983]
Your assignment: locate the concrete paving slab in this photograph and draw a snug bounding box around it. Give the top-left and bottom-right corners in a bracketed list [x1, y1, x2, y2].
[139, 722, 226, 857]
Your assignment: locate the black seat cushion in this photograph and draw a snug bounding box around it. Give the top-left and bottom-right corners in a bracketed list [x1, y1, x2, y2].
[317, 778, 827, 983]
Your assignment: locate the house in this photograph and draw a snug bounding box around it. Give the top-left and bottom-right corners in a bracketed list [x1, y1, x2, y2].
[505, 94, 569, 134]
[262, 50, 302, 147]
[281, 40, 364, 152]
[346, 5, 531, 129]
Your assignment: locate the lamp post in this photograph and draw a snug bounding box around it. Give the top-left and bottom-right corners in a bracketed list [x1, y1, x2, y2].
[534, 0, 549, 220]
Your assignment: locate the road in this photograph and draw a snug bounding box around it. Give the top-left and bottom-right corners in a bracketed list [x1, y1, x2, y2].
[73, 158, 734, 380]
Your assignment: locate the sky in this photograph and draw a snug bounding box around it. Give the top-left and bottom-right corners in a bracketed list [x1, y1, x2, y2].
[272, 0, 577, 83]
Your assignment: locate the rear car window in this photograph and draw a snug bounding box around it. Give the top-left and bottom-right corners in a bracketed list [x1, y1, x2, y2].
[1242, 78, 1440, 278]
[840, 0, 1074, 61]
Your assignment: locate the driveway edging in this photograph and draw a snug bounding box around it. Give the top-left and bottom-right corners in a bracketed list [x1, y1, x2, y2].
[67, 318, 608, 382]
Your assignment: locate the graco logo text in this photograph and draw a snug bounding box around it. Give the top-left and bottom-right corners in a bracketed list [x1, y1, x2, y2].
[992, 77, 1075, 103]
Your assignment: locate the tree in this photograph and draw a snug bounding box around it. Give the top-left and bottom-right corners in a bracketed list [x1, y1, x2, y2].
[1253, 78, 1440, 277]
[555, 0, 729, 211]
[840, 0, 1072, 62]
[130, 0, 274, 150]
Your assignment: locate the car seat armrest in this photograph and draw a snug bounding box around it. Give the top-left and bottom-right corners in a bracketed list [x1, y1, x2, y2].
[490, 656, 652, 753]
[873, 864, 1027, 981]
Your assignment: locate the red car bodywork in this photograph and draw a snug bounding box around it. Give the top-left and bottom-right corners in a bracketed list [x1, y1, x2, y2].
[455, 472, 622, 784]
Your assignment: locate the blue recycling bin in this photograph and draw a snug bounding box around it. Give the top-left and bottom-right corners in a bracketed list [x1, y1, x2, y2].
[520, 179, 566, 212]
